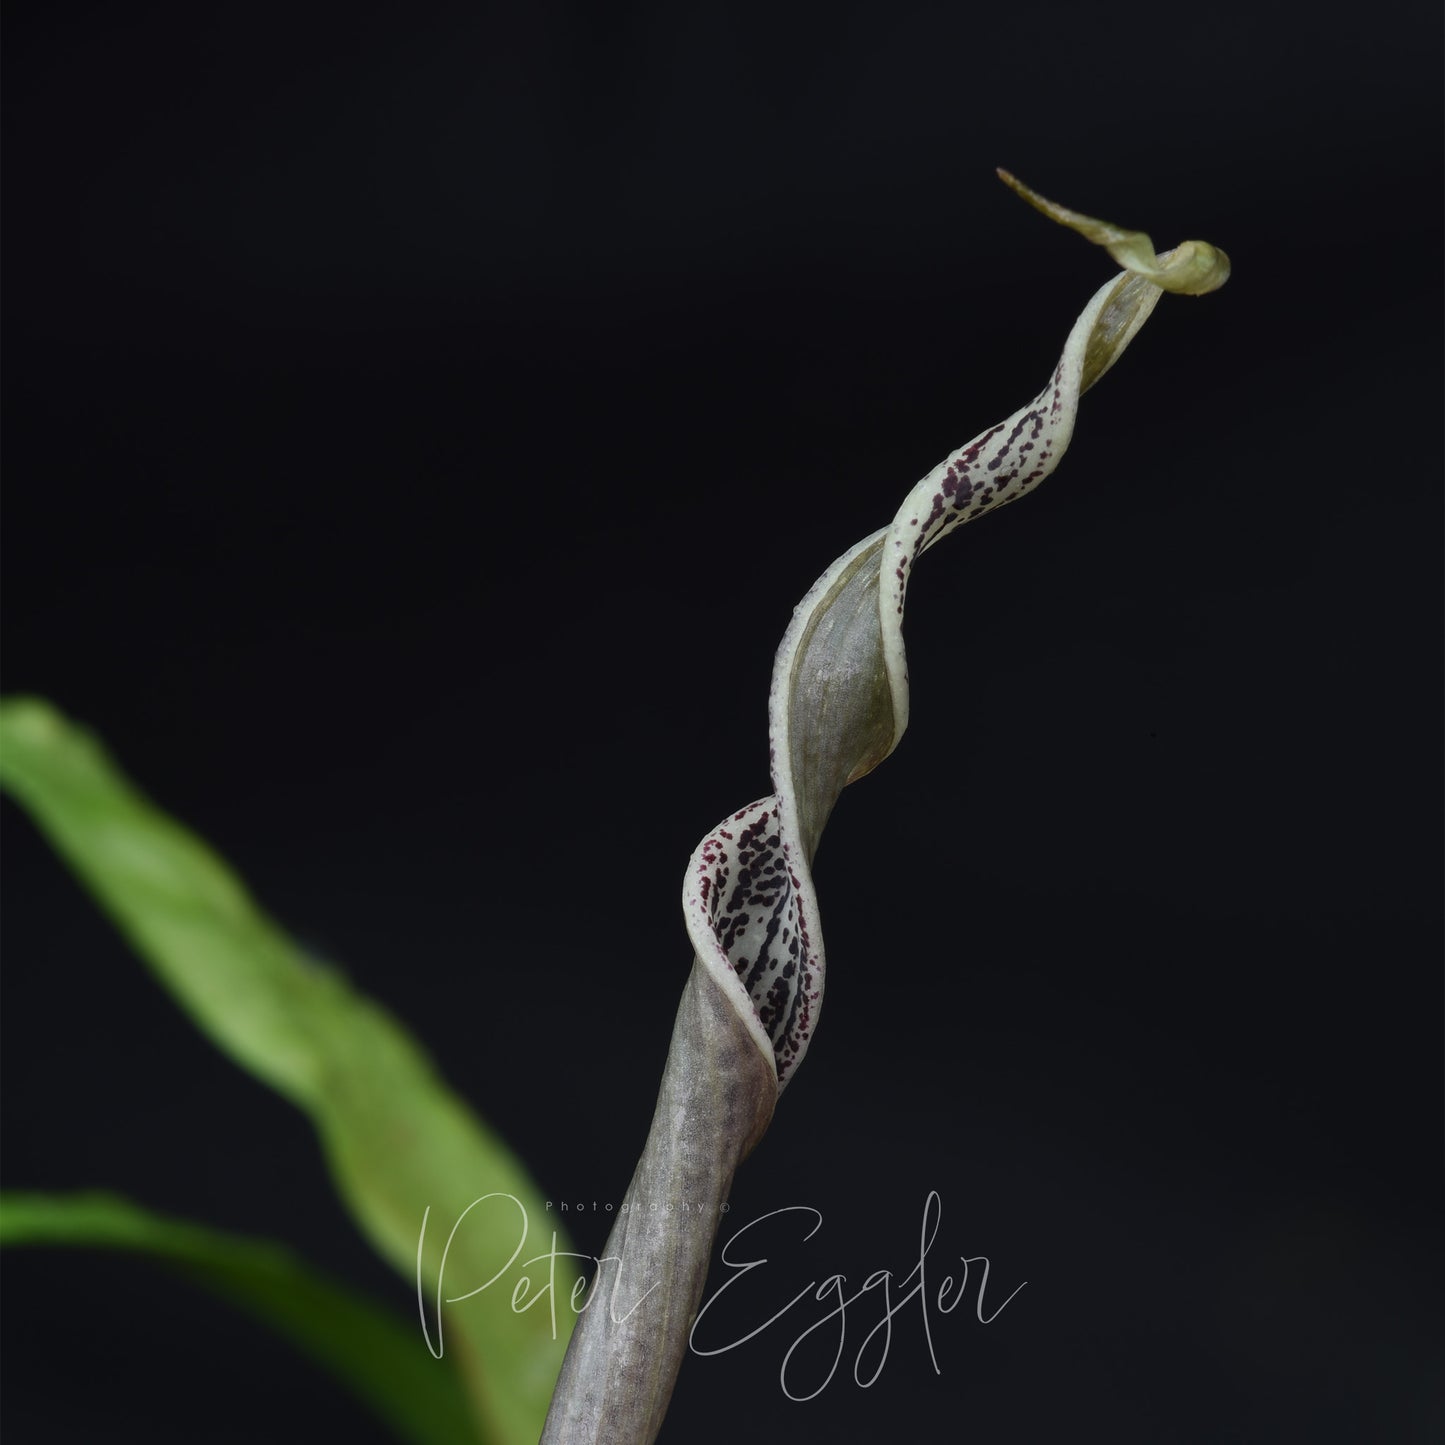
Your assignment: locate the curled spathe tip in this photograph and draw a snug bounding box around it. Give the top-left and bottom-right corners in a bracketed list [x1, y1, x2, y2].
[997, 168, 1231, 296]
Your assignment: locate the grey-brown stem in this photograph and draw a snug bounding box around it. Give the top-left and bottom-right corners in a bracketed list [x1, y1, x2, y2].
[538, 961, 776, 1444]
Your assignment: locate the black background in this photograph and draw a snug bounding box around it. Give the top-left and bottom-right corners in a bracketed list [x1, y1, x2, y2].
[3, 2, 1441, 1441]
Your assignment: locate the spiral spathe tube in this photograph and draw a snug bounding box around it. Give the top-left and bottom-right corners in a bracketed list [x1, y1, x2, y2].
[541, 173, 1229, 1445]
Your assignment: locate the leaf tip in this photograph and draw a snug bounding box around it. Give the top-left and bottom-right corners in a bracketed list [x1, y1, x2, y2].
[995, 168, 1229, 296]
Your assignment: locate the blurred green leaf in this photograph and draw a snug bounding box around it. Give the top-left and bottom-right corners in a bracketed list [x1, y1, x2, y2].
[0, 1191, 477, 1445]
[0, 698, 573, 1445]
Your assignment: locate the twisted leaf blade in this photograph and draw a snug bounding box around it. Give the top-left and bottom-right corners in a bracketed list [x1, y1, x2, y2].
[0, 697, 570, 1445]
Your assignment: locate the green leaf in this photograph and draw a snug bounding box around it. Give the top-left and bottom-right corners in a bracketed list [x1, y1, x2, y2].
[0, 698, 573, 1445]
[0, 1191, 477, 1445]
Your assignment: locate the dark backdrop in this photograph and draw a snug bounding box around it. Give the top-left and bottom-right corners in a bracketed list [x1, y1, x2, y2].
[3, 2, 1440, 1441]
